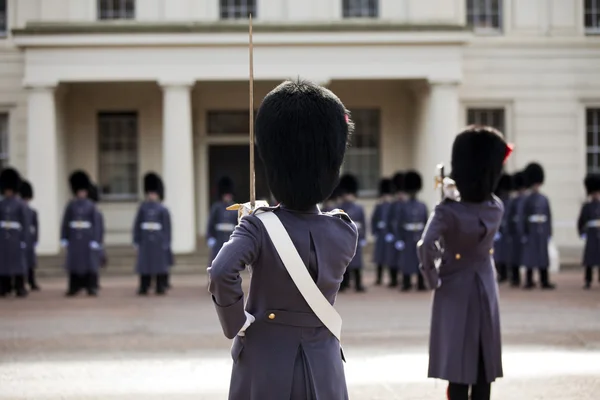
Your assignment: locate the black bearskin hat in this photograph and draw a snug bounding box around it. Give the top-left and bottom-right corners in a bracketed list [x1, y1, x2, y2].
[512, 171, 526, 191]
[69, 170, 91, 195]
[392, 172, 405, 194]
[338, 174, 359, 196]
[450, 126, 510, 203]
[157, 179, 165, 201]
[378, 178, 393, 196]
[524, 162, 544, 186]
[19, 180, 34, 200]
[217, 176, 234, 197]
[404, 170, 422, 193]
[143, 172, 161, 194]
[494, 173, 513, 195]
[584, 173, 600, 195]
[88, 184, 99, 203]
[0, 168, 21, 193]
[255, 79, 353, 210]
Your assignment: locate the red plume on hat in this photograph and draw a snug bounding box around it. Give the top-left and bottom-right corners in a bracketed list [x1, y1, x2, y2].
[504, 143, 514, 164]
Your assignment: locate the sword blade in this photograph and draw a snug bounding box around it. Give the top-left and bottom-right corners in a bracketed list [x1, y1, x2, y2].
[249, 14, 256, 209]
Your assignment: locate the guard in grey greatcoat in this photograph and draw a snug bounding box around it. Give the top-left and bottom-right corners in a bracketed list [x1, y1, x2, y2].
[577, 173, 600, 289]
[157, 179, 174, 289]
[133, 173, 172, 295]
[61, 170, 102, 297]
[493, 174, 512, 283]
[384, 172, 405, 287]
[208, 79, 358, 400]
[398, 170, 428, 291]
[521, 162, 555, 290]
[207, 177, 238, 267]
[338, 173, 367, 293]
[506, 171, 526, 287]
[371, 178, 393, 285]
[418, 126, 510, 400]
[19, 180, 40, 291]
[88, 184, 106, 292]
[0, 168, 29, 298]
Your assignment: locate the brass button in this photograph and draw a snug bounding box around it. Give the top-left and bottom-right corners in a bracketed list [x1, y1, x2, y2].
[268, 313, 275, 320]
[455, 253, 461, 260]
[489, 249, 494, 255]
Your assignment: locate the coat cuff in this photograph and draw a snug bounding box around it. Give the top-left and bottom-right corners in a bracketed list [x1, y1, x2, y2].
[212, 295, 247, 339]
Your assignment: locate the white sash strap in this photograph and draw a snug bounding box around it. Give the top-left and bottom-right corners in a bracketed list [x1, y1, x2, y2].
[141, 222, 162, 231]
[69, 221, 91, 229]
[0, 221, 21, 230]
[587, 219, 600, 228]
[216, 223, 235, 232]
[528, 214, 548, 223]
[403, 222, 425, 232]
[256, 211, 342, 342]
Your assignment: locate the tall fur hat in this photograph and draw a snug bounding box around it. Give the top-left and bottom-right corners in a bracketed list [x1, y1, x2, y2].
[392, 172, 405, 193]
[157, 179, 165, 201]
[0, 168, 21, 193]
[494, 173, 513, 195]
[69, 170, 91, 194]
[584, 173, 600, 195]
[255, 79, 353, 210]
[404, 170, 422, 193]
[338, 174, 359, 195]
[19, 180, 34, 200]
[88, 184, 99, 202]
[524, 162, 544, 186]
[143, 172, 162, 194]
[512, 171, 526, 191]
[450, 126, 510, 203]
[378, 178, 393, 196]
[217, 176, 234, 197]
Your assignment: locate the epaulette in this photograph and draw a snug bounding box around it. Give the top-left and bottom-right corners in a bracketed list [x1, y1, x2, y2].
[323, 208, 352, 223]
[252, 204, 280, 215]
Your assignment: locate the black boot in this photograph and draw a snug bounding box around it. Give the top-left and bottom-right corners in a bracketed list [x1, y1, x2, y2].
[86, 273, 98, 296]
[339, 270, 350, 292]
[540, 269, 556, 290]
[497, 263, 508, 283]
[138, 275, 151, 295]
[375, 265, 383, 285]
[524, 269, 535, 289]
[584, 266, 592, 289]
[156, 274, 167, 295]
[401, 274, 412, 292]
[354, 269, 366, 292]
[14, 275, 28, 298]
[28, 268, 40, 291]
[388, 269, 398, 288]
[0, 276, 9, 297]
[510, 265, 521, 287]
[65, 274, 80, 297]
[417, 273, 427, 291]
[165, 273, 171, 290]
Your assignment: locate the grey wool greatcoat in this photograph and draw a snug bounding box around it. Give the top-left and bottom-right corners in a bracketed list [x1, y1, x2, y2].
[397, 198, 428, 275]
[208, 205, 358, 400]
[339, 200, 365, 269]
[24, 206, 38, 270]
[417, 198, 504, 385]
[371, 201, 392, 265]
[520, 191, 552, 269]
[577, 199, 600, 266]
[133, 201, 172, 275]
[61, 198, 102, 275]
[0, 196, 29, 276]
[493, 195, 511, 265]
[207, 201, 239, 265]
[505, 194, 526, 267]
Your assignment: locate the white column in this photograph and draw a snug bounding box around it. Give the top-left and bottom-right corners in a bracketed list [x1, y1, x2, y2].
[419, 81, 460, 209]
[26, 85, 60, 255]
[161, 82, 196, 253]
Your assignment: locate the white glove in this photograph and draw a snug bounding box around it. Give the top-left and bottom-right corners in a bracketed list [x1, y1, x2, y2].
[237, 311, 255, 337]
[89, 241, 100, 250]
[359, 239, 367, 247]
[581, 234, 587, 240]
[437, 278, 442, 289]
[207, 237, 217, 248]
[442, 178, 460, 201]
[395, 240, 405, 251]
[494, 232, 501, 241]
[34, 242, 38, 248]
[60, 239, 68, 248]
[377, 221, 386, 229]
[20, 242, 26, 249]
[385, 233, 394, 243]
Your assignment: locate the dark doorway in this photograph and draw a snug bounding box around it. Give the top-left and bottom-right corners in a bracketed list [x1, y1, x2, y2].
[208, 145, 271, 204]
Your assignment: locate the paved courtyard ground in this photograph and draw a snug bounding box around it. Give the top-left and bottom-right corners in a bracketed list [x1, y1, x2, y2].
[1, 269, 599, 399]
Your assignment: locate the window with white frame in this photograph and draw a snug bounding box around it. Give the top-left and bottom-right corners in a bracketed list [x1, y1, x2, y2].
[586, 108, 600, 173]
[220, 0, 256, 19]
[98, 112, 139, 200]
[467, 108, 506, 136]
[342, 0, 379, 18]
[343, 109, 380, 196]
[98, 0, 135, 20]
[585, 0, 600, 33]
[0, 0, 7, 37]
[466, 0, 503, 33]
[0, 113, 8, 170]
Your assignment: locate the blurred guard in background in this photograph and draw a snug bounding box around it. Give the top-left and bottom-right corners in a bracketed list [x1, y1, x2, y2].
[371, 178, 393, 285]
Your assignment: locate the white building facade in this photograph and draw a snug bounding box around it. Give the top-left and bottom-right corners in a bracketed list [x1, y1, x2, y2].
[0, 0, 599, 256]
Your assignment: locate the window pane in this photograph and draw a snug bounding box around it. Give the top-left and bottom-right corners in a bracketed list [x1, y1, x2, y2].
[207, 110, 257, 134]
[0, 0, 6, 35]
[343, 0, 379, 18]
[220, 0, 255, 19]
[466, 108, 506, 136]
[467, 0, 502, 30]
[97, 0, 134, 20]
[344, 109, 380, 195]
[587, 109, 600, 173]
[97, 112, 138, 200]
[0, 113, 8, 170]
